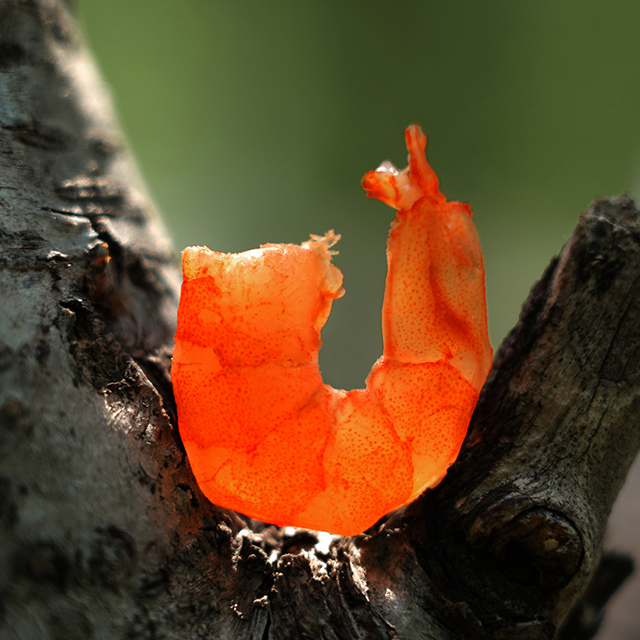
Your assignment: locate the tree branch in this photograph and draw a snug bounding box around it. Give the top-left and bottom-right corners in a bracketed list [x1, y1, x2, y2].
[0, 1, 637, 638]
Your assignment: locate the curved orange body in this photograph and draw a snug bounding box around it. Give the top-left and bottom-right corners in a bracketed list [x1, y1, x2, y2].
[172, 126, 492, 535]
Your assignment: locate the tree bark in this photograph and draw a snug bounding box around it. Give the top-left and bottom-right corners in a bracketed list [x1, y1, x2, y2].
[0, 1, 637, 638]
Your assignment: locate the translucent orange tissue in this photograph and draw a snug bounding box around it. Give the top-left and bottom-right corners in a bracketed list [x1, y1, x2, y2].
[172, 126, 492, 535]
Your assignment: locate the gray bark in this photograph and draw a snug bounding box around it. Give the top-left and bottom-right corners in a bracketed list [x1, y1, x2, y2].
[0, 1, 637, 638]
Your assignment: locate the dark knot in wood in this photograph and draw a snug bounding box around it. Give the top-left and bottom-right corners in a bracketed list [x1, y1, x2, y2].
[488, 508, 583, 590]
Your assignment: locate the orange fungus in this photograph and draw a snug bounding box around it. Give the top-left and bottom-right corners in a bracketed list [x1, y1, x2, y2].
[172, 126, 492, 536]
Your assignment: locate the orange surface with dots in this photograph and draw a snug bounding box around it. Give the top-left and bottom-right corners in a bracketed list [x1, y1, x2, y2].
[172, 126, 492, 535]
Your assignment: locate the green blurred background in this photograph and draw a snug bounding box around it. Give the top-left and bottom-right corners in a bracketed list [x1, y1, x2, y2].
[77, 0, 640, 389]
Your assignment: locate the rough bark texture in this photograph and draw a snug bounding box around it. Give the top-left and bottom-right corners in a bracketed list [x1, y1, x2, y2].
[0, 1, 638, 638]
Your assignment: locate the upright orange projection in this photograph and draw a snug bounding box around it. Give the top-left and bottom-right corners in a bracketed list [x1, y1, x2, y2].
[172, 126, 492, 536]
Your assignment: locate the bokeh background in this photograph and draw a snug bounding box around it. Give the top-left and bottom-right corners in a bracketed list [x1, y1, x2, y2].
[77, 1, 640, 636]
[77, 0, 640, 389]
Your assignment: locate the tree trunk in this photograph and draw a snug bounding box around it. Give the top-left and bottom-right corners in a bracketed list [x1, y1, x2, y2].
[0, 1, 637, 638]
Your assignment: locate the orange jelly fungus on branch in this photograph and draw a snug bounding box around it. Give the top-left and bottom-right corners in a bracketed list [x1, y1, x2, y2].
[172, 126, 492, 536]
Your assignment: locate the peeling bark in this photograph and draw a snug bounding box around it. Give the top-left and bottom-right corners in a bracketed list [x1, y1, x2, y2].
[0, 1, 637, 638]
